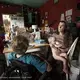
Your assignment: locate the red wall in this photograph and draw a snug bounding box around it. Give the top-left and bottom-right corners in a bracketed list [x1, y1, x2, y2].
[39, 0, 78, 29]
[76, 0, 80, 16]
[0, 4, 22, 25]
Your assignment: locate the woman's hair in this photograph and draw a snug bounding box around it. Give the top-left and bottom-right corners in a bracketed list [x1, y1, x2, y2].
[11, 35, 29, 54]
[60, 21, 73, 47]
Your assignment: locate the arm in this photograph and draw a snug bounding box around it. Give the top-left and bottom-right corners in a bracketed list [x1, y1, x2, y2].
[3, 48, 13, 53]
[58, 47, 69, 53]
[27, 55, 52, 73]
[7, 52, 15, 63]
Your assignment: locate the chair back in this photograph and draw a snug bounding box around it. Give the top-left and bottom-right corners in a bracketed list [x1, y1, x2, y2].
[67, 37, 79, 61]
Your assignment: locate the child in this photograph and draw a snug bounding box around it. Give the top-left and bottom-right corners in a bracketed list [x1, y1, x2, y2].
[7, 35, 52, 74]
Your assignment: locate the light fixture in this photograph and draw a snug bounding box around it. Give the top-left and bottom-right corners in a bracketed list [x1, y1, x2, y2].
[32, 25, 37, 32]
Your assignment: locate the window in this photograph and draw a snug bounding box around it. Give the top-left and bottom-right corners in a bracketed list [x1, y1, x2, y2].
[54, 0, 59, 4]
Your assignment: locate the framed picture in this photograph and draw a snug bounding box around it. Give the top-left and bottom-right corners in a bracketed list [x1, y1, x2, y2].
[54, 0, 59, 4]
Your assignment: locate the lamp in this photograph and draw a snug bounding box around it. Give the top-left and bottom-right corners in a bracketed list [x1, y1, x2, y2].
[32, 25, 37, 32]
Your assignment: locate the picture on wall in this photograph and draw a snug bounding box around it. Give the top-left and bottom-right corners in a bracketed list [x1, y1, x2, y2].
[54, 0, 58, 4]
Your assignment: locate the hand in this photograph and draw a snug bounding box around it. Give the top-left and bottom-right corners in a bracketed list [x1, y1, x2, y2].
[47, 63, 52, 72]
[44, 60, 52, 72]
[59, 48, 68, 52]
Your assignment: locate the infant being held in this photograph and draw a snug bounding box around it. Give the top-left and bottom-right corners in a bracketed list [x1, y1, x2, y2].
[48, 36, 68, 53]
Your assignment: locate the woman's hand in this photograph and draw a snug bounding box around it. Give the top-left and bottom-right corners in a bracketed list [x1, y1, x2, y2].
[58, 47, 69, 52]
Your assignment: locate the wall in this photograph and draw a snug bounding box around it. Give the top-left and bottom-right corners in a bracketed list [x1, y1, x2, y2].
[0, 4, 22, 25]
[76, 0, 80, 16]
[39, 0, 78, 29]
[0, 3, 40, 27]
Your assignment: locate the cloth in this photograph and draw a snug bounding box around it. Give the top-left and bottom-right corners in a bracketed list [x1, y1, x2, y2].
[7, 52, 47, 73]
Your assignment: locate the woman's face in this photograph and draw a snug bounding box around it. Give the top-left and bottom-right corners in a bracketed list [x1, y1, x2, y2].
[58, 22, 66, 33]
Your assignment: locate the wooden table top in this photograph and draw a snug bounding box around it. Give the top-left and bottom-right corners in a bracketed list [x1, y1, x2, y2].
[3, 43, 49, 53]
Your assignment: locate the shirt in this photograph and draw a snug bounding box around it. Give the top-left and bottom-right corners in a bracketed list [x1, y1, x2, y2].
[7, 52, 47, 73]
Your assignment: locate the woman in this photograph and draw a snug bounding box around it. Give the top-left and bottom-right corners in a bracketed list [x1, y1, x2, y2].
[48, 21, 72, 74]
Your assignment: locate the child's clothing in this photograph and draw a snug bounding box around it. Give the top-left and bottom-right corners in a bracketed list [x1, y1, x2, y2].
[7, 52, 47, 73]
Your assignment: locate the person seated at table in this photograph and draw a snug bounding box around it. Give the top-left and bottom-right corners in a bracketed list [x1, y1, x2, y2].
[48, 21, 72, 74]
[7, 35, 52, 75]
